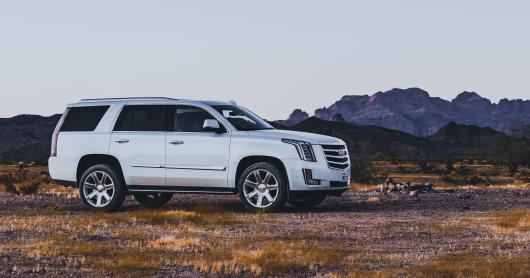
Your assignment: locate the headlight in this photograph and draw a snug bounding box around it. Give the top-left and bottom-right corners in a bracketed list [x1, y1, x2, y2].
[282, 139, 317, 162]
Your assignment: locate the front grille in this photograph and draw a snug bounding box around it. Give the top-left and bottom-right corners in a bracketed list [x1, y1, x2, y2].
[321, 144, 350, 170]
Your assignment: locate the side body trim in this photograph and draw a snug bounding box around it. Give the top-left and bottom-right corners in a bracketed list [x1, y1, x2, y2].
[128, 185, 236, 194]
[131, 165, 226, 171]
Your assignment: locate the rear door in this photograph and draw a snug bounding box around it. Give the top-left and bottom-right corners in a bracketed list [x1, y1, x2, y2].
[109, 105, 167, 186]
[165, 105, 231, 188]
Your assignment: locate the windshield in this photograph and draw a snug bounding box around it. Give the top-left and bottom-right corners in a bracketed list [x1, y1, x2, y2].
[212, 105, 273, 131]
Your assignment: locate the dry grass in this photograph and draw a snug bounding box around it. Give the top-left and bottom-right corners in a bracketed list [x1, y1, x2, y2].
[489, 209, 530, 232]
[25, 236, 162, 275]
[185, 235, 351, 275]
[413, 253, 530, 278]
[148, 235, 201, 251]
[0, 164, 76, 196]
[1, 164, 529, 277]
[0, 200, 353, 276]
[2, 200, 530, 277]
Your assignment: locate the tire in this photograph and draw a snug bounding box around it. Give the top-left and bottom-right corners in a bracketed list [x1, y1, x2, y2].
[238, 162, 288, 212]
[79, 164, 126, 212]
[133, 193, 173, 208]
[289, 194, 326, 209]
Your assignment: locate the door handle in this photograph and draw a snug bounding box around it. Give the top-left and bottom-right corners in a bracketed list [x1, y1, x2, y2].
[114, 139, 129, 144]
[168, 140, 184, 145]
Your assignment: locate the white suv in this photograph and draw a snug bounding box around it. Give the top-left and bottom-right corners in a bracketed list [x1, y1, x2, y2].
[48, 97, 351, 212]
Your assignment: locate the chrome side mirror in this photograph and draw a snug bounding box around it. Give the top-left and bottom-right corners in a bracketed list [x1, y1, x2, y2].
[203, 119, 221, 133]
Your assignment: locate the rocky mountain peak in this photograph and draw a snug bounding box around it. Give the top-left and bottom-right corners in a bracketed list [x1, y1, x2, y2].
[275, 109, 309, 126]
[452, 91, 491, 104]
[276, 87, 530, 136]
[388, 87, 430, 97]
[288, 109, 309, 122]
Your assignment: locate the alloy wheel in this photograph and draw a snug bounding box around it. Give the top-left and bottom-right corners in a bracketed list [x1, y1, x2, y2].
[82, 171, 115, 208]
[243, 169, 279, 208]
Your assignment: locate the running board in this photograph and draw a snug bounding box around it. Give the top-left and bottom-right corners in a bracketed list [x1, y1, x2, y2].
[128, 185, 236, 195]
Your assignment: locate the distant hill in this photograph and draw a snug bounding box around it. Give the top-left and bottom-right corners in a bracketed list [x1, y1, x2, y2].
[0, 112, 525, 164]
[276, 117, 517, 161]
[277, 88, 530, 136]
[0, 114, 61, 163]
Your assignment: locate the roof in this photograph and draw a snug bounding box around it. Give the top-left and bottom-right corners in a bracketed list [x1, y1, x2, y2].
[78, 97, 234, 106]
[79, 97, 178, 102]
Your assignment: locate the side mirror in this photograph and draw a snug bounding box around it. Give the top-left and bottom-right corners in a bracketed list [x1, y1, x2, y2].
[203, 119, 222, 133]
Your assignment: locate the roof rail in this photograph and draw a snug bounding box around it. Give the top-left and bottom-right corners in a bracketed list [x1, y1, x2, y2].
[79, 97, 179, 102]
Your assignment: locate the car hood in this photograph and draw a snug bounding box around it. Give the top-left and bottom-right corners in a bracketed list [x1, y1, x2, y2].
[248, 129, 344, 145]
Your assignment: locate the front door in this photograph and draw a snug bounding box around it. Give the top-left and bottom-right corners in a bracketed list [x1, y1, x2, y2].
[165, 105, 230, 188]
[109, 105, 167, 186]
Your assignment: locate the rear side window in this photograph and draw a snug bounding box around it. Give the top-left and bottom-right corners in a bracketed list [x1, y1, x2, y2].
[114, 105, 166, 131]
[60, 106, 109, 132]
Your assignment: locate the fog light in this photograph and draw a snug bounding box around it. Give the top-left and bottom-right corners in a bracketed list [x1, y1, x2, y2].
[302, 169, 321, 185]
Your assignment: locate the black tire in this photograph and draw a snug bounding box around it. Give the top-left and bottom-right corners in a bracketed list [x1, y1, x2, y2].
[238, 162, 288, 212]
[289, 194, 326, 209]
[79, 164, 126, 212]
[133, 193, 173, 208]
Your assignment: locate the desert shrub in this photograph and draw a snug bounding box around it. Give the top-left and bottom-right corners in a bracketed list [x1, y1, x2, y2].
[2, 180, 41, 195]
[455, 164, 473, 176]
[0, 173, 18, 193]
[418, 160, 433, 173]
[515, 168, 530, 182]
[440, 174, 488, 186]
[0, 169, 44, 195]
[10, 182, 39, 195]
[350, 156, 388, 183]
[467, 175, 485, 185]
[445, 160, 455, 172]
[440, 175, 465, 185]
[479, 167, 500, 177]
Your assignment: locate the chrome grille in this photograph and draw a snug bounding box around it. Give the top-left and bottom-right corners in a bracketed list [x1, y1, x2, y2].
[321, 144, 349, 170]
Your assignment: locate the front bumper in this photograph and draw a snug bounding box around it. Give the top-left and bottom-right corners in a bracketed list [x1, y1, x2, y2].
[283, 156, 351, 192]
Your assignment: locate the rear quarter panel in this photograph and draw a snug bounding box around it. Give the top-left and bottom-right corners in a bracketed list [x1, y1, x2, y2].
[50, 132, 112, 181]
[49, 102, 121, 182]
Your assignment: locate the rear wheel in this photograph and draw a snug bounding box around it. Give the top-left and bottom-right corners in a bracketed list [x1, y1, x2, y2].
[238, 162, 287, 212]
[79, 164, 126, 212]
[289, 195, 326, 209]
[133, 193, 173, 208]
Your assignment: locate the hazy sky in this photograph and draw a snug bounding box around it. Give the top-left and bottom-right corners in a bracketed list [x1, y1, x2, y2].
[1, 1, 529, 120]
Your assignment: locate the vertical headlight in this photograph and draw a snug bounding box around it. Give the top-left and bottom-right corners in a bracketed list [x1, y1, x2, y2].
[282, 139, 317, 162]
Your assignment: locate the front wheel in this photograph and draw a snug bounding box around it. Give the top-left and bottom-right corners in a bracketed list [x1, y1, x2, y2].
[79, 164, 126, 212]
[238, 162, 287, 212]
[289, 195, 326, 209]
[133, 193, 173, 208]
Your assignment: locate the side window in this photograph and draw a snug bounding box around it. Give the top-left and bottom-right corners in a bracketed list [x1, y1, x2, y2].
[172, 106, 226, 133]
[60, 106, 109, 132]
[114, 105, 166, 131]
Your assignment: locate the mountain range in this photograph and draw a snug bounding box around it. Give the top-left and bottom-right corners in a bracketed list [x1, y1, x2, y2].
[0, 113, 515, 164]
[277, 88, 530, 136]
[272, 117, 514, 162]
[1, 88, 528, 164]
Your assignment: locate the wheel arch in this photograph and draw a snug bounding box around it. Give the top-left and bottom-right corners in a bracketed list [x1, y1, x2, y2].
[76, 154, 125, 186]
[235, 155, 289, 188]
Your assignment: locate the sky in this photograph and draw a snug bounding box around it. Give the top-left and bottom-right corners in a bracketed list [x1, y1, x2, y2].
[0, 1, 529, 120]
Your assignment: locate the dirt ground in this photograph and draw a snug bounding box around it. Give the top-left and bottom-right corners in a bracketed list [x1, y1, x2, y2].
[1, 183, 529, 277]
